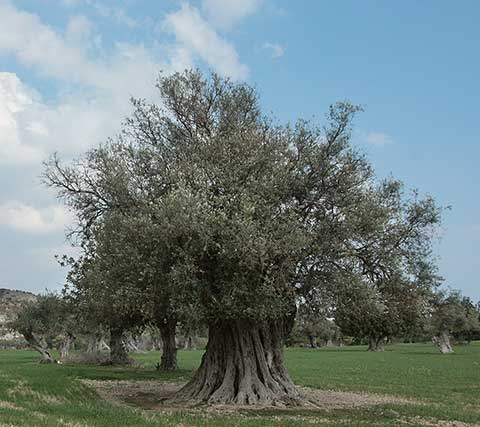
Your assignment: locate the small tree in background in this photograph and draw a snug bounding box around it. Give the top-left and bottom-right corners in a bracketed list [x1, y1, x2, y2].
[10, 293, 75, 363]
[331, 177, 442, 351]
[62, 217, 147, 365]
[296, 302, 339, 348]
[334, 262, 438, 351]
[430, 290, 479, 353]
[454, 297, 480, 343]
[334, 279, 390, 351]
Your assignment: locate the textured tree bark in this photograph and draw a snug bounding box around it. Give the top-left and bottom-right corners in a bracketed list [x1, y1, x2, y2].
[434, 331, 454, 354]
[86, 332, 108, 354]
[123, 335, 140, 353]
[152, 335, 162, 351]
[159, 317, 177, 371]
[183, 335, 196, 350]
[367, 336, 385, 351]
[109, 326, 130, 365]
[59, 333, 76, 360]
[86, 335, 99, 354]
[175, 319, 301, 406]
[308, 335, 317, 348]
[22, 331, 56, 364]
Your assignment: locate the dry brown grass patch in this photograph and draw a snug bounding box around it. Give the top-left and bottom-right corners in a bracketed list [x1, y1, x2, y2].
[81, 379, 420, 412]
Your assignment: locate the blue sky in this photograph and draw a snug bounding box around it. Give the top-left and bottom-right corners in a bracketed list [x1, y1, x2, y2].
[0, 0, 479, 300]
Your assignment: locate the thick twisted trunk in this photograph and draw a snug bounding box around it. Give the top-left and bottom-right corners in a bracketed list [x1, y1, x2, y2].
[86, 332, 108, 354]
[22, 331, 56, 364]
[184, 335, 196, 350]
[308, 335, 317, 348]
[176, 319, 300, 406]
[59, 333, 75, 360]
[367, 336, 385, 352]
[123, 335, 140, 353]
[86, 335, 99, 354]
[152, 335, 162, 351]
[109, 326, 130, 365]
[159, 317, 177, 371]
[434, 330, 453, 354]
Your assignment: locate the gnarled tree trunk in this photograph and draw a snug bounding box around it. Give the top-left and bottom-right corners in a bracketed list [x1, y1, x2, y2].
[175, 319, 300, 406]
[86, 334, 99, 354]
[123, 335, 140, 353]
[109, 326, 130, 365]
[434, 330, 453, 354]
[183, 335, 196, 350]
[367, 336, 385, 352]
[308, 335, 317, 348]
[59, 332, 76, 360]
[158, 317, 177, 371]
[22, 331, 56, 364]
[86, 332, 109, 354]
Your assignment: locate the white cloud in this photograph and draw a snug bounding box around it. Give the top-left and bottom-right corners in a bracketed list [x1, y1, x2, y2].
[61, 0, 140, 28]
[0, 73, 45, 165]
[262, 42, 285, 58]
[0, 2, 95, 86]
[0, 201, 73, 234]
[363, 132, 394, 146]
[84, 0, 139, 28]
[164, 4, 249, 80]
[0, 2, 165, 94]
[202, 0, 262, 29]
[0, 72, 131, 165]
[0, 2, 177, 167]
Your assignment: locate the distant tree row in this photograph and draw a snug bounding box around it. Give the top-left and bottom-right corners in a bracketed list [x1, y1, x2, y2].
[291, 288, 480, 352]
[12, 285, 478, 364]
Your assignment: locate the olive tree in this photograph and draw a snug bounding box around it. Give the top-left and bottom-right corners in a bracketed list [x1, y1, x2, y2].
[44, 70, 441, 405]
[331, 177, 442, 351]
[62, 214, 150, 365]
[454, 297, 480, 343]
[333, 274, 425, 351]
[10, 293, 75, 363]
[430, 290, 479, 353]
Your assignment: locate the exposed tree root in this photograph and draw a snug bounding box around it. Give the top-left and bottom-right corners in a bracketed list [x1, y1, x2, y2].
[367, 336, 385, 352]
[83, 380, 420, 412]
[175, 319, 302, 406]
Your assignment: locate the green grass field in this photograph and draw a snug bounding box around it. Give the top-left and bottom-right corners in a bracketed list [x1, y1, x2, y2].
[1, 343, 479, 426]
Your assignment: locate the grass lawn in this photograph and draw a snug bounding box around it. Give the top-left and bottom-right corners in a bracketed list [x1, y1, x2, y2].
[0, 342, 479, 426]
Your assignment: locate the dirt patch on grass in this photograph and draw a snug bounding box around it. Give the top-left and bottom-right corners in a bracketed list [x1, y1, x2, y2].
[299, 386, 417, 409]
[81, 380, 181, 409]
[81, 379, 419, 412]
